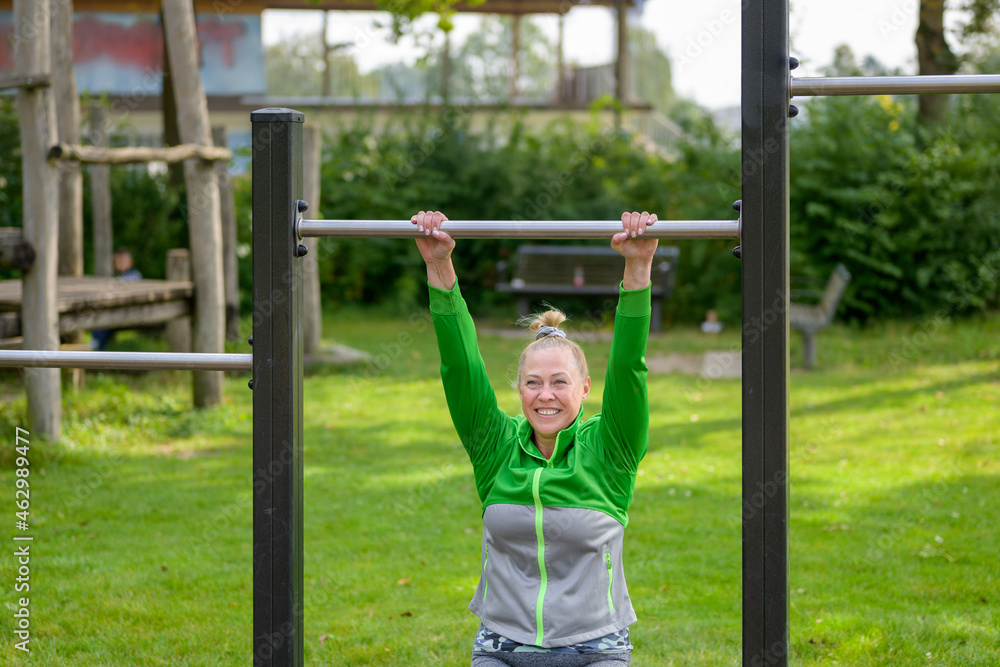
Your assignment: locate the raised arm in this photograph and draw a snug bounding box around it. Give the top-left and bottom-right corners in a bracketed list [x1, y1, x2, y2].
[412, 211, 511, 497]
[600, 212, 659, 471]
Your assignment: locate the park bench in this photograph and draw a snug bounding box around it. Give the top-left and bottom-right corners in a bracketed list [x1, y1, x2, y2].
[496, 245, 680, 332]
[789, 263, 851, 369]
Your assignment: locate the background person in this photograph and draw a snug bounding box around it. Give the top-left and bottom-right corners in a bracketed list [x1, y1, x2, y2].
[90, 247, 143, 351]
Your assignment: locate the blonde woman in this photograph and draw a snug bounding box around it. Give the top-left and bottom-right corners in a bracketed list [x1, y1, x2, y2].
[412, 210, 657, 667]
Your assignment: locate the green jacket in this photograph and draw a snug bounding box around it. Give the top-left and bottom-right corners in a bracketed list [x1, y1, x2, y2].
[430, 282, 651, 648]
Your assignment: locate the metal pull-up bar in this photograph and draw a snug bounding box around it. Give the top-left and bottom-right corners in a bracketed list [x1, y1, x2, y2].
[0, 350, 252, 371]
[297, 218, 741, 240]
[792, 74, 1000, 97]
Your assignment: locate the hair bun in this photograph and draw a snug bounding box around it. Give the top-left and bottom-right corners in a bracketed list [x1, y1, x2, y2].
[520, 308, 568, 335]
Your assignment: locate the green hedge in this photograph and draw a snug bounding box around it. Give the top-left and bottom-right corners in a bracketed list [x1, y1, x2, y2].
[789, 92, 1000, 322]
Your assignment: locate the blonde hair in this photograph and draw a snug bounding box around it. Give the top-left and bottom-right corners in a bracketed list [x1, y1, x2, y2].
[517, 308, 589, 384]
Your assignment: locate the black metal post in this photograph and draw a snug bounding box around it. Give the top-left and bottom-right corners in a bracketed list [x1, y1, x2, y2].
[251, 108, 305, 667]
[741, 1, 790, 666]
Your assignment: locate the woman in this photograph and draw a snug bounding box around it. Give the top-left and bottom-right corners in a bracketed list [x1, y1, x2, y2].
[411, 210, 658, 666]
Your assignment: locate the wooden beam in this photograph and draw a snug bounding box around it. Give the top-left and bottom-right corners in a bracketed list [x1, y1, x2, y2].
[0, 229, 35, 271]
[0, 73, 51, 91]
[16, 0, 61, 441]
[49, 142, 232, 164]
[162, 0, 226, 408]
[60, 300, 192, 332]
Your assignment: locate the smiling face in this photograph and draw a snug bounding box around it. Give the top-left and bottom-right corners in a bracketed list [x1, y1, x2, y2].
[519, 347, 591, 448]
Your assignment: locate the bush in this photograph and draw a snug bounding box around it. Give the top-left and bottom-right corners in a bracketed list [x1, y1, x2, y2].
[790, 93, 1000, 322]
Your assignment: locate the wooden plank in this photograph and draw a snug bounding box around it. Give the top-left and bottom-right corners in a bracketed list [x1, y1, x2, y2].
[162, 0, 225, 407]
[0, 277, 194, 311]
[15, 0, 62, 440]
[60, 300, 192, 332]
[0, 230, 35, 270]
[49, 142, 232, 164]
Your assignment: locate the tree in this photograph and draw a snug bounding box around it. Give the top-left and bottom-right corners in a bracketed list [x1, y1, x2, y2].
[265, 31, 378, 98]
[447, 16, 556, 101]
[916, 0, 999, 125]
[628, 25, 674, 114]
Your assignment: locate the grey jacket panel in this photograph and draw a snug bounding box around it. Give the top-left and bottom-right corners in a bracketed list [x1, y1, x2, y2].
[469, 504, 636, 648]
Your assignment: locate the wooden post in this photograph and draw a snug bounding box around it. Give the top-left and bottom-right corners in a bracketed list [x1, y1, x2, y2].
[162, 0, 225, 408]
[90, 106, 113, 277]
[302, 124, 322, 357]
[166, 248, 192, 354]
[52, 0, 85, 390]
[52, 0, 81, 280]
[213, 126, 240, 342]
[15, 0, 61, 440]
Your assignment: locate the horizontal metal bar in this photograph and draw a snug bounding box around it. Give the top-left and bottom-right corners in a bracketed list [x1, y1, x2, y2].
[792, 74, 1000, 97]
[299, 219, 741, 240]
[0, 350, 252, 371]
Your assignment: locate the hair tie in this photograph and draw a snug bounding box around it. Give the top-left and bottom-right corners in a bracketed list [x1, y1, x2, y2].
[535, 326, 566, 340]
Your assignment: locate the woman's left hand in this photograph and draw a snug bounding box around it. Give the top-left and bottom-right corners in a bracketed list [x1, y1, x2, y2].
[612, 211, 659, 261]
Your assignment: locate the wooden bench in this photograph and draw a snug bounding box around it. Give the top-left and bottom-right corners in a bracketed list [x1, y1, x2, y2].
[789, 263, 851, 369]
[496, 245, 680, 331]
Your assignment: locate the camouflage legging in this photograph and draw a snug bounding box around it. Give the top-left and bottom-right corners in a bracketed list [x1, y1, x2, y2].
[471, 652, 631, 667]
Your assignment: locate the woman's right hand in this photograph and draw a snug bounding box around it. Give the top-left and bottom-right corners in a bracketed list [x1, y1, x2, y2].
[411, 210, 455, 264]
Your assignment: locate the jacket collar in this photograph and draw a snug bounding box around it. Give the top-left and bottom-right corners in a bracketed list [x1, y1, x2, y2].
[517, 409, 584, 463]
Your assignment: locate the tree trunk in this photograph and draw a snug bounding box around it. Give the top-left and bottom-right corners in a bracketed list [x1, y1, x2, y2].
[162, 0, 225, 408]
[15, 0, 62, 441]
[916, 0, 959, 126]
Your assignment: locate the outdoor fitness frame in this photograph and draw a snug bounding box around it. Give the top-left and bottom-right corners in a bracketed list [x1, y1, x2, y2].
[4, 2, 1000, 665]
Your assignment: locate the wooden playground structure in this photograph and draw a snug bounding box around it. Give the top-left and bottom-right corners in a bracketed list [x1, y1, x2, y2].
[0, 0, 328, 441]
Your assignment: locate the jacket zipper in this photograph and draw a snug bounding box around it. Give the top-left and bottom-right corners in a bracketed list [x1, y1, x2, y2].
[483, 545, 489, 601]
[532, 467, 547, 646]
[604, 552, 615, 613]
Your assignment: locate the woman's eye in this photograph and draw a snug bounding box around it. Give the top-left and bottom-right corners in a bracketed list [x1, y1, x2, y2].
[555, 380, 567, 385]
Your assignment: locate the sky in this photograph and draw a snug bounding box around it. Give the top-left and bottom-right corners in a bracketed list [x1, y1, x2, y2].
[262, 0, 961, 109]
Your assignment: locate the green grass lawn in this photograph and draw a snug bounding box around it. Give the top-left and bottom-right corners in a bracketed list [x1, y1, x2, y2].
[0, 310, 997, 666]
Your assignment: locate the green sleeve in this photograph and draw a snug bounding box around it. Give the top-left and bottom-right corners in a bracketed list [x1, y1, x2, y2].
[429, 282, 513, 499]
[598, 282, 652, 471]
